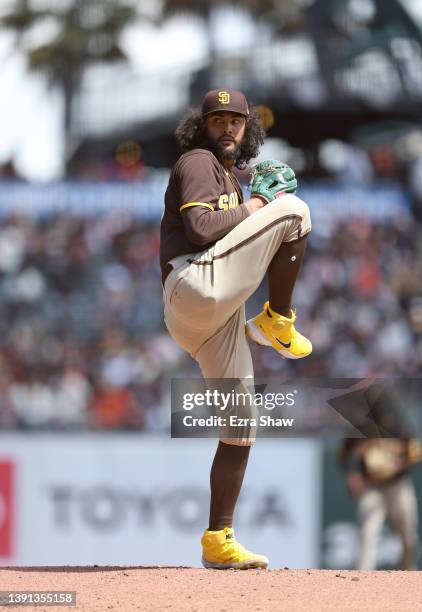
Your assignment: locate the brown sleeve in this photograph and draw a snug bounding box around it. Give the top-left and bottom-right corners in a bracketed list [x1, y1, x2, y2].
[175, 151, 249, 246]
[176, 151, 221, 206]
[182, 205, 250, 246]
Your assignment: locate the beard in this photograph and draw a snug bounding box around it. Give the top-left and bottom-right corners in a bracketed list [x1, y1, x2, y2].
[204, 133, 242, 164]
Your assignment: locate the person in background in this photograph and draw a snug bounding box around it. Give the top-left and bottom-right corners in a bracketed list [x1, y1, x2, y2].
[339, 437, 421, 570]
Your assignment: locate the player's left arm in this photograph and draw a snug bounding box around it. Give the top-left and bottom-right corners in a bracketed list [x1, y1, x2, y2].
[176, 153, 264, 246]
[181, 205, 248, 246]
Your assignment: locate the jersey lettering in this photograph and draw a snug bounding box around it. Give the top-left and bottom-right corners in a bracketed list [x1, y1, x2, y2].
[218, 194, 229, 210]
[229, 192, 238, 209]
[219, 192, 239, 211]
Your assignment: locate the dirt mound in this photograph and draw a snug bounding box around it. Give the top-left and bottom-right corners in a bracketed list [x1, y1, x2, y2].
[0, 567, 420, 611]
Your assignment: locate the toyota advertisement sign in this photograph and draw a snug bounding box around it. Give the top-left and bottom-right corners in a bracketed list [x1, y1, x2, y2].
[0, 435, 320, 568]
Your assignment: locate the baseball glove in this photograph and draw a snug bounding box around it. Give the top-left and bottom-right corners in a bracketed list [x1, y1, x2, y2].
[249, 160, 297, 203]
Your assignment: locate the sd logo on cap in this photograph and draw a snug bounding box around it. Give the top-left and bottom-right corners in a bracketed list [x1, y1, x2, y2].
[218, 91, 230, 104]
[202, 89, 250, 117]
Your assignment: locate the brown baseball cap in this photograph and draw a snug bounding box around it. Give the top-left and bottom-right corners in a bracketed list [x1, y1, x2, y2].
[201, 89, 250, 117]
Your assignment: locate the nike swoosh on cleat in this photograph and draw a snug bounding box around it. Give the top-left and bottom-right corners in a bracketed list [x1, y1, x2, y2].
[275, 338, 291, 349]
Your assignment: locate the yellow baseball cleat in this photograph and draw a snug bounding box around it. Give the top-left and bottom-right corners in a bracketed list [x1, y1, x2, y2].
[246, 301, 312, 359]
[201, 527, 269, 570]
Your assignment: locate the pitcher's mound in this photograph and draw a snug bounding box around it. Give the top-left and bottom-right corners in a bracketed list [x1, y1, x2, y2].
[1, 567, 420, 612]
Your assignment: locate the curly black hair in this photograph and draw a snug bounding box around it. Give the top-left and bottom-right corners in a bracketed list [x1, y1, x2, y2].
[175, 106, 265, 169]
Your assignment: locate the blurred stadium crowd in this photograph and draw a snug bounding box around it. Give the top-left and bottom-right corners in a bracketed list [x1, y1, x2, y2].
[1, 0, 422, 431]
[0, 213, 176, 431]
[0, 196, 420, 431]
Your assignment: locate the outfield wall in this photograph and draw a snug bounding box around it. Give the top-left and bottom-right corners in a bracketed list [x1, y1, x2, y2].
[0, 435, 321, 568]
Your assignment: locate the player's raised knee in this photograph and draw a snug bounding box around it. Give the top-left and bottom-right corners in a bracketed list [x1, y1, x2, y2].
[294, 196, 311, 227]
[267, 194, 310, 223]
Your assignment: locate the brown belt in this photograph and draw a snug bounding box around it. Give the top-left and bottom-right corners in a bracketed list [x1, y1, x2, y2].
[161, 262, 173, 287]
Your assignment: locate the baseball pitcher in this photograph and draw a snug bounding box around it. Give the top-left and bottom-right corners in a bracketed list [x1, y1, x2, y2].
[160, 89, 312, 569]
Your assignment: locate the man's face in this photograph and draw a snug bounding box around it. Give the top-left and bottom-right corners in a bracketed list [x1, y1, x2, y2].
[204, 111, 247, 161]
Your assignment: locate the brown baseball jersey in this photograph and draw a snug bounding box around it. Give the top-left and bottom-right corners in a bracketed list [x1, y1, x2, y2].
[160, 148, 250, 273]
